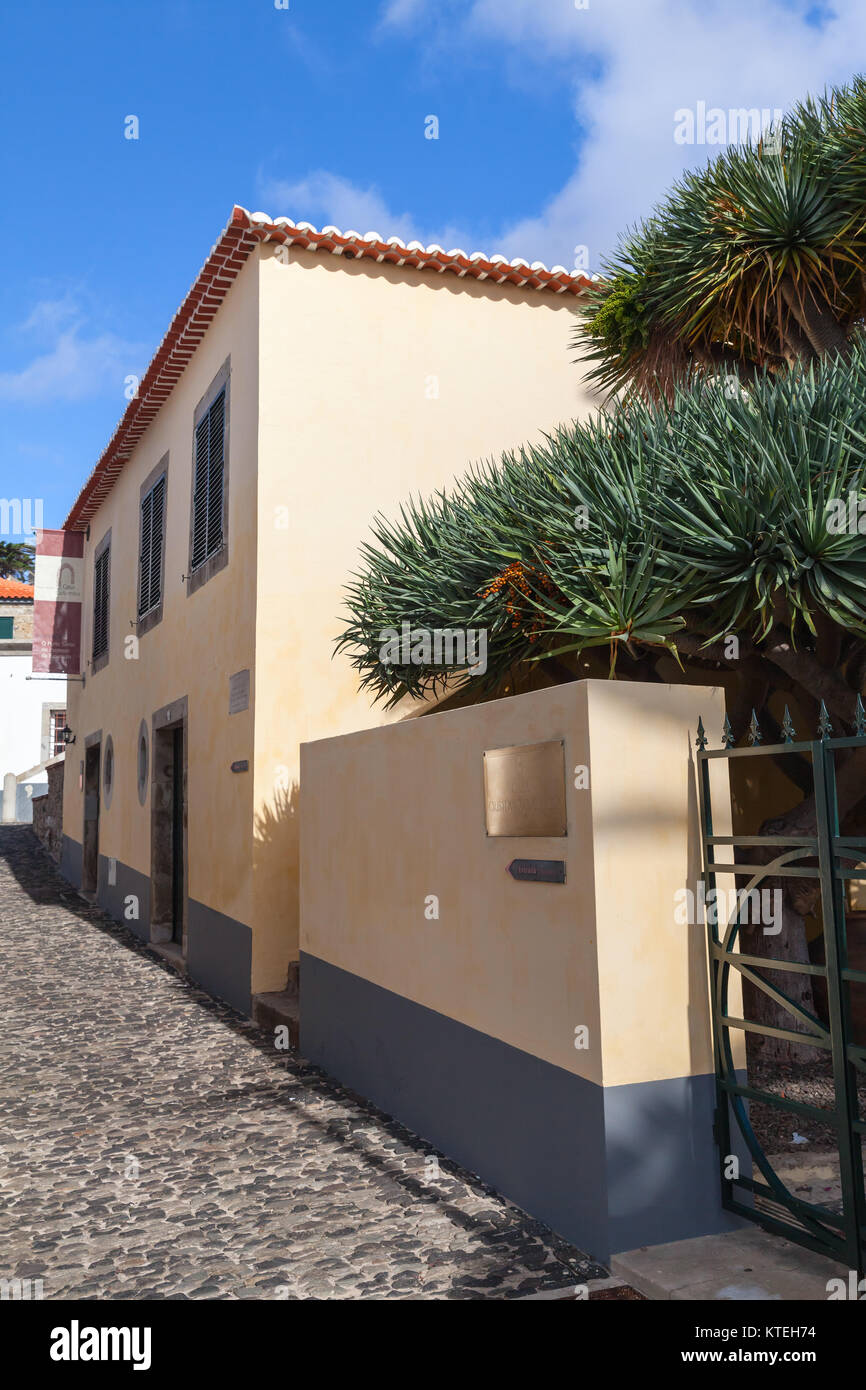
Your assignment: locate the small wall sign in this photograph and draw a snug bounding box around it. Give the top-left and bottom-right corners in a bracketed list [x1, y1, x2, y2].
[508, 859, 566, 884]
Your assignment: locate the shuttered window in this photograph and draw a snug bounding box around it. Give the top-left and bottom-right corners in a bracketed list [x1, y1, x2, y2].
[138, 473, 166, 617]
[92, 546, 110, 661]
[191, 388, 225, 571]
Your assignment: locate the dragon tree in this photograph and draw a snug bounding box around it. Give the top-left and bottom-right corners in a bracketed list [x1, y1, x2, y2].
[338, 76, 866, 1063]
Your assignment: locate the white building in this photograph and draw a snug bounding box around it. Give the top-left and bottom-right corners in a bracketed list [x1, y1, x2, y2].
[0, 579, 67, 822]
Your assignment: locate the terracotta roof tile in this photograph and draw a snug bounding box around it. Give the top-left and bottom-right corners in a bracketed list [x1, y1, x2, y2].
[0, 578, 33, 599]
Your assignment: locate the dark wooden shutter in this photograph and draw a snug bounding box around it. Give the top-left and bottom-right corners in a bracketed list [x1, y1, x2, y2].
[138, 474, 165, 616]
[138, 488, 153, 616]
[191, 413, 210, 569]
[149, 474, 165, 606]
[191, 389, 225, 570]
[93, 547, 110, 660]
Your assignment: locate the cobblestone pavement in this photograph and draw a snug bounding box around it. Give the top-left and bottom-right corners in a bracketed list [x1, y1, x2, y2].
[0, 828, 602, 1300]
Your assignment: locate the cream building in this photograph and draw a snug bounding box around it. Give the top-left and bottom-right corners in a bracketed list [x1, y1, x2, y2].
[59, 205, 598, 1015]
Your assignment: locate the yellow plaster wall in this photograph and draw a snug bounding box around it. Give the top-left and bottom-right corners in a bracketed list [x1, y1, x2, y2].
[300, 679, 743, 1087]
[300, 683, 603, 1083]
[61, 256, 260, 927]
[586, 680, 744, 1087]
[252, 243, 598, 992]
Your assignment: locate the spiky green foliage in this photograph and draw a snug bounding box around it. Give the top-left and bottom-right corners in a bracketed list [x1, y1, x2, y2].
[338, 341, 866, 710]
[0, 543, 35, 580]
[579, 75, 866, 400]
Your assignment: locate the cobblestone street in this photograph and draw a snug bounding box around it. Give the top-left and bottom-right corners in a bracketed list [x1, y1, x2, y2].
[0, 827, 599, 1300]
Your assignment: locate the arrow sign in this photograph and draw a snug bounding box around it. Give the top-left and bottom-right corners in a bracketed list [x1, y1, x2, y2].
[507, 859, 566, 884]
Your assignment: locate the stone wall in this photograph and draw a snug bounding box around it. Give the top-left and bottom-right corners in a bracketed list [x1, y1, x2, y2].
[0, 599, 34, 640]
[32, 758, 64, 862]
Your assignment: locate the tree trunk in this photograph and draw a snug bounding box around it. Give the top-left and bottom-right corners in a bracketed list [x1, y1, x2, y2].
[739, 752, 866, 1065]
[779, 314, 815, 364]
[737, 878, 821, 1069]
[779, 275, 849, 358]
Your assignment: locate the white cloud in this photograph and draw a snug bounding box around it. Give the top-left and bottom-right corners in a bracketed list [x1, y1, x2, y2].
[259, 169, 420, 240]
[0, 298, 144, 404]
[19, 295, 80, 337]
[378, 0, 866, 272]
[258, 169, 474, 252]
[379, 0, 426, 28]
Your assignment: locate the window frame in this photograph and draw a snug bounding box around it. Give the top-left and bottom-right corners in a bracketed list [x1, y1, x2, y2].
[137, 454, 169, 637]
[91, 528, 111, 673]
[49, 709, 67, 758]
[187, 358, 230, 597]
[137, 718, 149, 806]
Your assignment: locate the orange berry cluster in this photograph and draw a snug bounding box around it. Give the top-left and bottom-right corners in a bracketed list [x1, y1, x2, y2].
[478, 561, 559, 641]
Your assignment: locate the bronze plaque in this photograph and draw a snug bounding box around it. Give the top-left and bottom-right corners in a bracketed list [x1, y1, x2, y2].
[483, 740, 567, 837]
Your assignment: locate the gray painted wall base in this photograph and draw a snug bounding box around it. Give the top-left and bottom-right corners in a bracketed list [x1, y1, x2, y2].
[60, 834, 82, 890]
[300, 951, 747, 1263]
[602, 1073, 748, 1254]
[187, 899, 252, 1016]
[97, 854, 151, 943]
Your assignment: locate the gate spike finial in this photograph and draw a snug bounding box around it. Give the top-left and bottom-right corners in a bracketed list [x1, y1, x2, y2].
[781, 705, 796, 744]
[695, 716, 708, 751]
[722, 714, 734, 748]
[748, 709, 763, 746]
[856, 693, 866, 738]
[818, 700, 833, 743]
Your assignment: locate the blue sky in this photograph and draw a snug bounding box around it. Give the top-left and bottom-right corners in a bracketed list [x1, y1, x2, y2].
[1, 0, 865, 539]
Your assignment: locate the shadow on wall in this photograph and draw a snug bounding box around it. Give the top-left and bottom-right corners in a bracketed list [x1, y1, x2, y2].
[254, 778, 299, 857]
[253, 779, 300, 988]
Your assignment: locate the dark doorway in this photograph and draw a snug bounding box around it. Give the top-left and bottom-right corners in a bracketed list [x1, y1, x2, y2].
[82, 741, 100, 893]
[170, 725, 184, 944]
[151, 714, 187, 951]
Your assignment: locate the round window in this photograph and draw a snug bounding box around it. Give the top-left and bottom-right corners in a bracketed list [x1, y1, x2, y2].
[137, 721, 149, 805]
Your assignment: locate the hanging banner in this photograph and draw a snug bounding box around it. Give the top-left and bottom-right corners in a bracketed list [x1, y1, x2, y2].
[33, 530, 84, 674]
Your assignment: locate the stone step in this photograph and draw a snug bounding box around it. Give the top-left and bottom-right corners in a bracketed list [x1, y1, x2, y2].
[286, 958, 299, 1000]
[252, 983, 300, 1050]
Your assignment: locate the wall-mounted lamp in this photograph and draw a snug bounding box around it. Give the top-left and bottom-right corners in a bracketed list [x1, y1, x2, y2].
[62, 727, 76, 746]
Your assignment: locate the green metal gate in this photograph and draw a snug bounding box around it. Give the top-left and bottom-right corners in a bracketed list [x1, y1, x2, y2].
[697, 701, 866, 1276]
